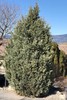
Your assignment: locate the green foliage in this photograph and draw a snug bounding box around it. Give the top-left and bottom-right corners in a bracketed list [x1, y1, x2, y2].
[64, 55, 67, 75]
[4, 4, 54, 97]
[51, 42, 67, 77]
[59, 50, 66, 76]
[51, 42, 60, 77]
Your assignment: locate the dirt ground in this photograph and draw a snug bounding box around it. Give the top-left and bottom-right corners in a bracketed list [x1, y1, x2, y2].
[0, 88, 66, 100]
[0, 88, 23, 100]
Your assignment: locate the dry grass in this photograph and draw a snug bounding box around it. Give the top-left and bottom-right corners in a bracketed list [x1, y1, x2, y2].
[59, 43, 67, 54]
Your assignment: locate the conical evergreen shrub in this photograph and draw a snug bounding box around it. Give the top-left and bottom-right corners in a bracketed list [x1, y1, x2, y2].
[5, 4, 54, 97]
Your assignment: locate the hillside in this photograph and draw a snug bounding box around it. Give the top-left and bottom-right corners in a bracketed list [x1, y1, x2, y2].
[52, 34, 67, 54]
[4, 34, 67, 44]
[59, 43, 67, 54]
[52, 34, 67, 43]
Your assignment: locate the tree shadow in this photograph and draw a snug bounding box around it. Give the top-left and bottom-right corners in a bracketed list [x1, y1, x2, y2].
[36, 86, 62, 98]
[0, 74, 9, 87]
[48, 86, 62, 95]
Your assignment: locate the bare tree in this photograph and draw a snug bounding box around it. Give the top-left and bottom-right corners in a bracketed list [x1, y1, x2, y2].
[0, 3, 19, 39]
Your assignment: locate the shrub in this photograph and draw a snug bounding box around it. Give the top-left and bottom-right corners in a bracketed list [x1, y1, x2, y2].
[4, 4, 54, 97]
[51, 42, 67, 77]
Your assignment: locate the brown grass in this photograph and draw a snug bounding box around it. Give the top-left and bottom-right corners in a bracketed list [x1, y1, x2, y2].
[58, 43, 67, 54]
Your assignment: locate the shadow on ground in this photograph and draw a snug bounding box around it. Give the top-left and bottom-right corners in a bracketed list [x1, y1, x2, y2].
[0, 74, 9, 87]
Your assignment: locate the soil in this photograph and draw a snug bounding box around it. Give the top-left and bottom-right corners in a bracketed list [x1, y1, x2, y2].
[0, 88, 66, 100]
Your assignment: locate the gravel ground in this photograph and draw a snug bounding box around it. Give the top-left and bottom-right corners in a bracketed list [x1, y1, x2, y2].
[0, 89, 23, 100]
[0, 88, 65, 100]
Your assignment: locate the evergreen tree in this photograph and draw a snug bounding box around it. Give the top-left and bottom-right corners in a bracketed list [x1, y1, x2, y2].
[5, 4, 54, 97]
[51, 42, 60, 77]
[51, 42, 67, 77]
[59, 51, 66, 76]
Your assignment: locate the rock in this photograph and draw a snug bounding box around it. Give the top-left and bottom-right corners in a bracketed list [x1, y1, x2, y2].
[7, 86, 14, 91]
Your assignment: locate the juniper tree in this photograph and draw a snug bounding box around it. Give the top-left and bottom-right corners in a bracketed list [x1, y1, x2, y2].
[59, 51, 66, 76]
[51, 42, 67, 77]
[5, 4, 54, 97]
[51, 42, 60, 77]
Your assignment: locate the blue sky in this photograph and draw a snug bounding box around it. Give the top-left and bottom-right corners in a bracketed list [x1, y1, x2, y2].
[0, 0, 67, 35]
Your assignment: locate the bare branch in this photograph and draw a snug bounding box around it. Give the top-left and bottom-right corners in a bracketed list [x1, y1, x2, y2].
[0, 3, 20, 39]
